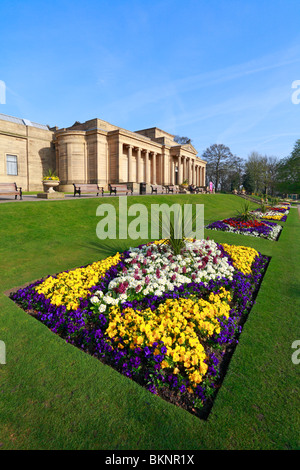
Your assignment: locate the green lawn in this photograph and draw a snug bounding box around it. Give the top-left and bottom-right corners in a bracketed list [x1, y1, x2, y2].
[0, 194, 299, 450]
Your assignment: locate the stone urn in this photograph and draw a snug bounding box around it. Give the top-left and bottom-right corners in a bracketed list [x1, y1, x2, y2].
[42, 180, 60, 193]
[179, 184, 188, 193]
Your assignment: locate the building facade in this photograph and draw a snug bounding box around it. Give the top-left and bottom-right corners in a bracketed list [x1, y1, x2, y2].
[0, 113, 206, 192]
[0, 113, 55, 191]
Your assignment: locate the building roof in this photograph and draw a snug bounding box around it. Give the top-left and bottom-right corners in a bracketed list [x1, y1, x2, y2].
[0, 112, 50, 130]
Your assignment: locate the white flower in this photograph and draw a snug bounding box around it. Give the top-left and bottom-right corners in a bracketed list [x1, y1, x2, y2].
[103, 294, 113, 304]
[90, 296, 99, 304]
[95, 290, 104, 297]
[98, 304, 107, 312]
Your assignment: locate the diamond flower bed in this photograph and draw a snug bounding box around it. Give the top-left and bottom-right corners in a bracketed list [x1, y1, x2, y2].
[10, 239, 269, 419]
[206, 217, 282, 240]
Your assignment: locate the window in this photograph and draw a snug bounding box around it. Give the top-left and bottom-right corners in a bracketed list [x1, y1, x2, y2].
[6, 155, 18, 175]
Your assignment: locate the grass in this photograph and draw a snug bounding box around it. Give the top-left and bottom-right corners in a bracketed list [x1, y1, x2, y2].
[0, 194, 299, 450]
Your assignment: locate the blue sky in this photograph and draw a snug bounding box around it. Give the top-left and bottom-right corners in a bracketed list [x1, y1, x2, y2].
[1, 0, 300, 160]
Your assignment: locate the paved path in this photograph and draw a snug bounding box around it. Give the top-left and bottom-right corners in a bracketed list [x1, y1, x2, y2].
[0, 192, 186, 203]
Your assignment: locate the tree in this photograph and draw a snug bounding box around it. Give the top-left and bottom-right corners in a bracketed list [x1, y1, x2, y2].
[243, 152, 280, 195]
[174, 135, 192, 145]
[262, 156, 279, 196]
[202, 144, 234, 190]
[219, 156, 244, 192]
[276, 139, 300, 194]
[242, 171, 255, 193]
[244, 151, 264, 194]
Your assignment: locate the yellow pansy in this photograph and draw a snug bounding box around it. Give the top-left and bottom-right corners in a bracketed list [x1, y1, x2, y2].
[221, 244, 258, 275]
[34, 253, 121, 310]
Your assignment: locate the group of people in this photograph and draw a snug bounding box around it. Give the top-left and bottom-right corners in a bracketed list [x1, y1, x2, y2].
[188, 184, 214, 194]
[188, 184, 204, 193]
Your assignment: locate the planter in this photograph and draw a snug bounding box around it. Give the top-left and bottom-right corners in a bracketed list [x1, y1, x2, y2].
[179, 184, 188, 193]
[42, 180, 60, 193]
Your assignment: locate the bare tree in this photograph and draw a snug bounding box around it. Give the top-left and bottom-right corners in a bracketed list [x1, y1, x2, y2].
[202, 144, 234, 190]
[244, 152, 279, 195]
[174, 135, 192, 145]
[220, 156, 244, 192]
[244, 151, 264, 193]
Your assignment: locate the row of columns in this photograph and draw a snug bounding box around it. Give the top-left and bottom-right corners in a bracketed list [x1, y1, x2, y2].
[171, 155, 205, 186]
[124, 144, 205, 186]
[125, 144, 160, 184]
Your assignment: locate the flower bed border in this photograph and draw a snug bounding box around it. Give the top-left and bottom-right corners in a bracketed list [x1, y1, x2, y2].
[250, 203, 290, 222]
[8, 243, 270, 420]
[205, 217, 282, 241]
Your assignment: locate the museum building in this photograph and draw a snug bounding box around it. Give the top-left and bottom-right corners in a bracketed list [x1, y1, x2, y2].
[0, 113, 206, 192]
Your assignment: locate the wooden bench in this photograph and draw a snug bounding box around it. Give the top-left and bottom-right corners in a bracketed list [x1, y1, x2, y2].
[151, 184, 165, 194]
[166, 185, 179, 194]
[73, 183, 104, 197]
[195, 187, 205, 194]
[109, 183, 133, 196]
[190, 186, 206, 194]
[0, 182, 22, 200]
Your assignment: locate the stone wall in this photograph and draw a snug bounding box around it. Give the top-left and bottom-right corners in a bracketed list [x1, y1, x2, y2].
[0, 118, 55, 191]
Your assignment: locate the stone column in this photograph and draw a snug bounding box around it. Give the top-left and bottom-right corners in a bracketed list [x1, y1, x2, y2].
[183, 156, 186, 181]
[171, 159, 175, 184]
[189, 159, 192, 184]
[158, 154, 162, 184]
[127, 145, 133, 182]
[162, 151, 167, 185]
[178, 156, 182, 184]
[145, 150, 150, 184]
[136, 147, 141, 183]
[152, 152, 157, 184]
[118, 141, 123, 182]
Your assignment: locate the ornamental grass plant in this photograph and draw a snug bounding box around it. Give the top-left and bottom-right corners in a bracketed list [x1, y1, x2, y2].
[42, 168, 60, 181]
[235, 201, 255, 222]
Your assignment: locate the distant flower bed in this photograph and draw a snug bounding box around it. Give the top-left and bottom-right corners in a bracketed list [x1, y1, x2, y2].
[10, 238, 269, 418]
[206, 217, 282, 241]
[250, 203, 290, 222]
